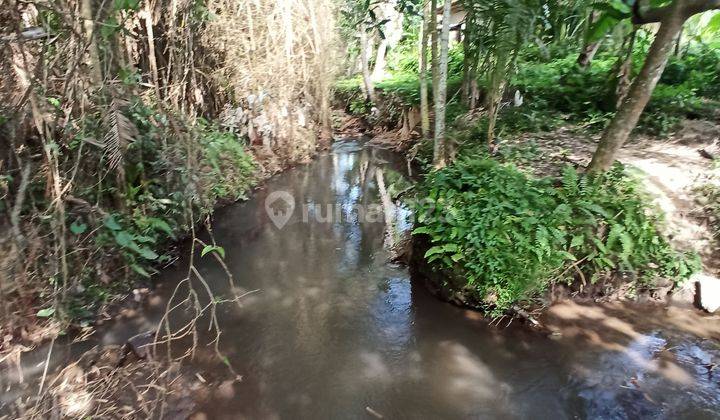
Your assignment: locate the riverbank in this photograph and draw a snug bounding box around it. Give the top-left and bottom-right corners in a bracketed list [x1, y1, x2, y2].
[5, 138, 720, 419]
[0, 125, 330, 367]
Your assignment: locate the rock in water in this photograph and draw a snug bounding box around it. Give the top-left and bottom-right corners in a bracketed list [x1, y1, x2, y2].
[693, 274, 720, 313]
[125, 331, 156, 359]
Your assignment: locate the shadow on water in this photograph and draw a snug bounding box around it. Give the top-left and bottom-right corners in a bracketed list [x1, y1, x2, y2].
[2, 139, 719, 419]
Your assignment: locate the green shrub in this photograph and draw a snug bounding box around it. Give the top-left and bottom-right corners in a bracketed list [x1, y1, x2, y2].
[641, 84, 718, 135]
[661, 43, 720, 98]
[63, 99, 256, 317]
[513, 55, 616, 116]
[413, 158, 698, 314]
[197, 120, 256, 206]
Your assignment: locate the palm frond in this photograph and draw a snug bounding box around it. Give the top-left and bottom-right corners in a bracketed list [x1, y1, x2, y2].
[102, 99, 137, 170]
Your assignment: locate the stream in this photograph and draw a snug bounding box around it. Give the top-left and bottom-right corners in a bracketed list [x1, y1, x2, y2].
[2, 139, 720, 419]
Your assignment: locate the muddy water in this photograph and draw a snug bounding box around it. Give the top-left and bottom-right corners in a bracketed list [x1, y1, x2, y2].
[4, 140, 720, 419]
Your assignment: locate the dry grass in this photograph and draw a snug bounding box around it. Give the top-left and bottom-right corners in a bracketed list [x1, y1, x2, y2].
[205, 0, 339, 160]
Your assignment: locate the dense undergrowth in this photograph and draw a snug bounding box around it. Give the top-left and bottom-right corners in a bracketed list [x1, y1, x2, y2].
[336, 39, 720, 138]
[0, 0, 336, 349]
[412, 158, 700, 315]
[2, 94, 257, 325]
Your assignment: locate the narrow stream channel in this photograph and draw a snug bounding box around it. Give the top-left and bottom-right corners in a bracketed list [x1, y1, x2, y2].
[3, 139, 719, 419]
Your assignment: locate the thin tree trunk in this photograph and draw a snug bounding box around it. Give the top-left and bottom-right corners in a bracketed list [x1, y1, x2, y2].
[462, 27, 479, 110]
[372, 38, 388, 81]
[588, 8, 685, 172]
[419, 1, 430, 139]
[674, 25, 683, 57]
[430, 0, 439, 99]
[143, 2, 161, 99]
[577, 11, 600, 68]
[461, 26, 471, 106]
[614, 29, 637, 108]
[80, 0, 102, 85]
[359, 24, 376, 103]
[433, 0, 451, 169]
[577, 41, 601, 68]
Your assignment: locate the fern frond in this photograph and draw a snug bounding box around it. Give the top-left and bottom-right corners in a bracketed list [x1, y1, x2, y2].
[102, 99, 137, 170]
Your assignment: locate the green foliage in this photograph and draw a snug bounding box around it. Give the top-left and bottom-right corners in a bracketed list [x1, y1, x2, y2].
[56, 96, 256, 319]
[661, 43, 720, 98]
[197, 120, 256, 206]
[413, 158, 698, 314]
[512, 49, 719, 136]
[641, 84, 717, 136]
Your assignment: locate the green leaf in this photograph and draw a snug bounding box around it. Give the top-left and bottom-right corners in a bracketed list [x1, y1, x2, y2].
[37, 308, 55, 318]
[424, 245, 446, 258]
[47, 97, 61, 108]
[443, 243, 459, 252]
[114, 231, 134, 247]
[104, 216, 122, 231]
[130, 263, 151, 277]
[587, 14, 621, 43]
[137, 246, 159, 260]
[201, 245, 225, 259]
[570, 235, 585, 249]
[70, 220, 88, 235]
[148, 217, 175, 238]
[412, 226, 432, 235]
[704, 12, 720, 35]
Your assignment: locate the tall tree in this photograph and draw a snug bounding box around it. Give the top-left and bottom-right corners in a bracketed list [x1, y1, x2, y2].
[419, 0, 431, 138]
[430, 0, 439, 98]
[359, 22, 376, 103]
[588, 0, 720, 171]
[433, 0, 451, 168]
[460, 5, 479, 109]
[371, 0, 403, 81]
[81, 0, 102, 85]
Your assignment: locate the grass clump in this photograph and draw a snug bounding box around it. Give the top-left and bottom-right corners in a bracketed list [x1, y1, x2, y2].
[413, 157, 699, 315]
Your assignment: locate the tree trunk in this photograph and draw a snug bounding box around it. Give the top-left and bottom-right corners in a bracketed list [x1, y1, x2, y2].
[461, 25, 471, 106]
[577, 41, 601, 68]
[419, 1, 430, 139]
[372, 38, 388, 81]
[588, 6, 685, 172]
[614, 29, 637, 108]
[80, 0, 102, 85]
[577, 11, 600, 68]
[143, 2, 161, 99]
[359, 24, 376, 103]
[433, 0, 451, 169]
[485, 49, 510, 148]
[430, 0, 439, 99]
[674, 25, 683, 57]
